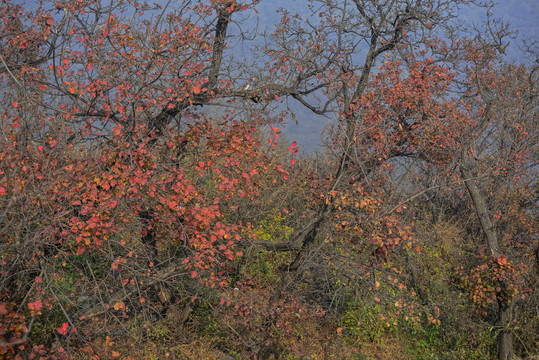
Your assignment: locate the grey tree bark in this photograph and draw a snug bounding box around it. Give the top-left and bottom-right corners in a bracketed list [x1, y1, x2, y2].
[459, 105, 513, 360]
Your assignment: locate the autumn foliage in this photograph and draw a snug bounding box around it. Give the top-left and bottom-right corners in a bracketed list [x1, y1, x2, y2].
[0, 0, 537, 359]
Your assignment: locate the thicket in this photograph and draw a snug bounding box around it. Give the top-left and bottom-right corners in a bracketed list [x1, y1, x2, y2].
[0, 0, 537, 359]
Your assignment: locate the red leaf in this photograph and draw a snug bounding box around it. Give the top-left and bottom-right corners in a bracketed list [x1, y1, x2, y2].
[28, 300, 43, 311]
[57, 322, 69, 336]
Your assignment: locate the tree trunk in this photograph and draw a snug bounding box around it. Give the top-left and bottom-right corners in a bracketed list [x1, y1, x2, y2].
[459, 163, 515, 360]
[459, 164, 499, 256]
[498, 301, 514, 360]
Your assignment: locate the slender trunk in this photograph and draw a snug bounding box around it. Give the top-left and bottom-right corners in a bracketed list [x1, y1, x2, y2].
[459, 162, 514, 360]
[498, 301, 514, 360]
[459, 164, 499, 256]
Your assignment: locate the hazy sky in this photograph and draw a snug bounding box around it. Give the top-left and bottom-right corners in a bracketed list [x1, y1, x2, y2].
[253, 0, 538, 152]
[461, 0, 538, 62]
[254, 0, 538, 59]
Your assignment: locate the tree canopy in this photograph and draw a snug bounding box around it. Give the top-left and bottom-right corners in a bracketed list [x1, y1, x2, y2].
[0, 0, 537, 359]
